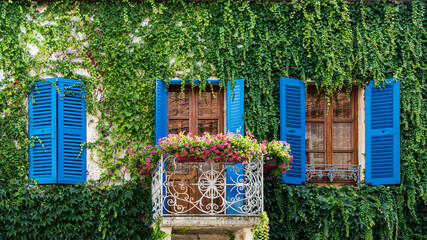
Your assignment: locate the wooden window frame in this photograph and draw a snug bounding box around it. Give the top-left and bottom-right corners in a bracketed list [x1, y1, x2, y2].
[305, 86, 358, 184]
[167, 85, 225, 136]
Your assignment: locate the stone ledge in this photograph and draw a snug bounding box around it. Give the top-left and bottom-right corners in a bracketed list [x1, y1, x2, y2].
[153, 216, 260, 229]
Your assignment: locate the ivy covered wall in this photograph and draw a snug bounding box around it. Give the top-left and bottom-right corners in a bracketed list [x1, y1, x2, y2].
[0, 0, 425, 239]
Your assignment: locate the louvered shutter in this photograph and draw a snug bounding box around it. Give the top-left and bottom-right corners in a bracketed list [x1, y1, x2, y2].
[155, 78, 167, 144]
[365, 78, 400, 185]
[226, 79, 244, 134]
[29, 78, 58, 184]
[280, 77, 306, 185]
[57, 78, 86, 184]
[226, 79, 245, 214]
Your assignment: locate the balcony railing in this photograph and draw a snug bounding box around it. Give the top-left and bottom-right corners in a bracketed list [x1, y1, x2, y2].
[306, 164, 360, 184]
[152, 154, 263, 220]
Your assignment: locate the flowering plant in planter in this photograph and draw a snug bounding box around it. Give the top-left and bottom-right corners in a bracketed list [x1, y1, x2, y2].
[126, 142, 165, 175]
[126, 132, 292, 176]
[264, 139, 294, 176]
[159, 132, 292, 175]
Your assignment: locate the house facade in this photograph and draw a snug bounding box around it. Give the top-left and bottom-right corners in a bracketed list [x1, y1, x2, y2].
[0, 0, 425, 239]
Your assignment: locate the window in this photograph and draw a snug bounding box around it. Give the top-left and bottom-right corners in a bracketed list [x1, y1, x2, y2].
[28, 78, 86, 184]
[167, 85, 224, 136]
[280, 77, 400, 186]
[154, 78, 245, 215]
[305, 86, 358, 184]
[154, 79, 244, 143]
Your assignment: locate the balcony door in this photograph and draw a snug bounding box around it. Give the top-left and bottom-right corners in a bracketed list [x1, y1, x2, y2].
[166, 85, 225, 215]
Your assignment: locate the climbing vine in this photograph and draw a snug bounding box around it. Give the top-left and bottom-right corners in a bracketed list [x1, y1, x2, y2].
[0, 0, 425, 239]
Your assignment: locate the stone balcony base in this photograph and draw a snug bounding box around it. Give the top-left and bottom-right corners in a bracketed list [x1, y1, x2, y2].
[152, 216, 260, 240]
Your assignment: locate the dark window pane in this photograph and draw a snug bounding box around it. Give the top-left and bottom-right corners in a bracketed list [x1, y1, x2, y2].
[306, 90, 324, 119]
[333, 123, 352, 150]
[333, 153, 352, 166]
[198, 119, 218, 135]
[168, 91, 189, 117]
[306, 122, 324, 150]
[333, 93, 351, 119]
[168, 120, 189, 135]
[306, 152, 324, 165]
[198, 92, 218, 117]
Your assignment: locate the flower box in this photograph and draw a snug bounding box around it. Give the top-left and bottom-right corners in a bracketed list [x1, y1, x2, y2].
[174, 151, 246, 163]
[263, 157, 277, 173]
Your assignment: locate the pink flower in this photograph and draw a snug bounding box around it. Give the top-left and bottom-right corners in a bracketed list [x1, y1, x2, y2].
[141, 149, 146, 153]
[146, 159, 150, 163]
[228, 152, 233, 156]
[146, 144, 152, 148]
[266, 157, 270, 160]
[145, 157, 150, 161]
[280, 164, 285, 168]
[130, 141, 133, 145]
[249, 150, 254, 153]
[215, 150, 220, 153]
[149, 154, 152, 157]
[201, 154, 206, 158]
[224, 149, 229, 152]
[183, 150, 188, 154]
[184, 143, 189, 147]
[221, 153, 226, 156]
[204, 150, 210, 154]
[289, 165, 292, 169]
[162, 145, 167, 148]
[202, 147, 207, 150]
[125, 166, 129, 169]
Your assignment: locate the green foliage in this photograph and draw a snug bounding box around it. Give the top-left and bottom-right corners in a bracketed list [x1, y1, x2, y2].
[0, 180, 153, 239]
[0, 0, 425, 239]
[265, 180, 426, 240]
[252, 211, 270, 240]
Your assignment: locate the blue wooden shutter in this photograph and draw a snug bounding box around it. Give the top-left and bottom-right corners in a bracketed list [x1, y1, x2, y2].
[155, 78, 167, 144]
[226, 79, 244, 214]
[155, 78, 168, 215]
[365, 78, 400, 185]
[29, 78, 57, 184]
[226, 79, 244, 134]
[57, 78, 86, 184]
[280, 77, 306, 185]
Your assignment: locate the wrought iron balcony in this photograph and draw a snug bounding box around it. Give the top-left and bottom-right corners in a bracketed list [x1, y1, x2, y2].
[151, 154, 263, 220]
[306, 164, 360, 184]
